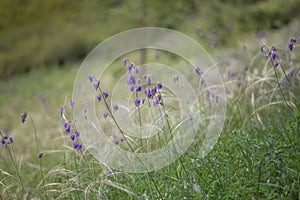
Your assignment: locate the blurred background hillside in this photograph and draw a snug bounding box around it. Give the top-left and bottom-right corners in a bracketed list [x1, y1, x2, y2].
[1, 0, 300, 79]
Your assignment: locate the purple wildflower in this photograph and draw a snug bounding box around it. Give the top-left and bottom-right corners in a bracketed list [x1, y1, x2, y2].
[153, 98, 159, 105]
[141, 98, 145, 104]
[134, 98, 141, 107]
[122, 57, 129, 66]
[273, 60, 280, 68]
[69, 99, 75, 108]
[151, 86, 157, 95]
[93, 80, 100, 90]
[271, 51, 277, 59]
[73, 141, 82, 150]
[88, 75, 94, 82]
[259, 45, 265, 53]
[21, 112, 27, 123]
[289, 69, 296, 76]
[288, 42, 294, 51]
[127, 63, 133, 73]
[136, 85, 142, 92]
[1, 139, 5, 145]
[289, 37, 296, 43]
[70, 134, 76, 141]
[126, 74, 136, 85]
[146, 76, 151, 85]
[157, 82, 162, 89]
[298, 36, 300, 43]
[113, 103, 119, 111]
[144, 88, 152, 98]
[103, 112, 108, 119]
[38, 153, 43, 159]
[130, 85, 135, 92]
[64, 122, 71, 133]
[188, 114, 193, 121]
[59, 105, 65, 112]
[96, 94, 102, 101]
[102, 91, 109, 98]
[75, 130, 80, 137]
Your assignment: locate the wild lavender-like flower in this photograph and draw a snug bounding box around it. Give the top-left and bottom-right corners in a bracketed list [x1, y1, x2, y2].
[0, 132, 14, 146]
[59, 105, 65, 112]
[96, 94, 102, 101]
[151, 86, 157, 95]
[129, 85, 135, 92]
[157, 82, 162, 89]
[38, 153, 43, 159]
[134, 98, 141, 107]
[136, 85, 142, 92]
[21, 112, 27, 123]
[75, 130, 80, 137]
[144, 88, 152, 98]
[93, 80, 100, 90]
[122, 57, 129, 66]
[113, 103, 119, 111]
[69, 99, 75, 108]
[271, 51, 277, 59]
[102, 91, 109, 98]
[103, 112, 108, 119]
[88, 75, 94, 82]
[273, 60, 280, 68]
[288, 42, 294, 51]
[64, 121, 71, 133]
[127, 74, 136, 85]
[73, 141, 82, 150]
[146, 76, 151, 85]
[298, 36, 300, 43]
[70, 134, 75, 141]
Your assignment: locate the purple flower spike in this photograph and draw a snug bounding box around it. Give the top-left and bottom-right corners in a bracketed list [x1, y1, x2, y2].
[136, 85, 142, 92]
[134, 98, 141, 107]
[144, 88, 152, 98]
[151, 86, 157, 95]
[59, 105, 65, 112]
[64, 122, 71, 133]
[298, 36, 300, 43]
[102, 91, 109, 98]
[122, 57, 129, 66]
[126, 74, 136, 85]
[113, 103, 119, 111]
[73, 141, 82, 150]
[130, 85, 135, 92]
[21, 112, 27, 123]
[75, 130, 80, 137]
[38, 153, 43, 159]
[271, 51, 277, 59]
[96, 94, 102, 101]
[88, 75, 94, 82]
[1, 139, 5, 145]
[69, 99, 75, 108]
[289, 37, 296, 43]
[157, 82, 162, 89]
[288, 42, 294, 51]
[273, 60, 280, 68]
[70, 134, 76, 141]
[259, 45, 265, 53]
[146, 77, 151, 85]
[103, 112, 108, 119]
[93, 80, 100, 90]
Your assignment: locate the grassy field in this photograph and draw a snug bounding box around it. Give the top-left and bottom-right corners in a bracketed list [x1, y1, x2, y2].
[1, 1, 300, 199]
